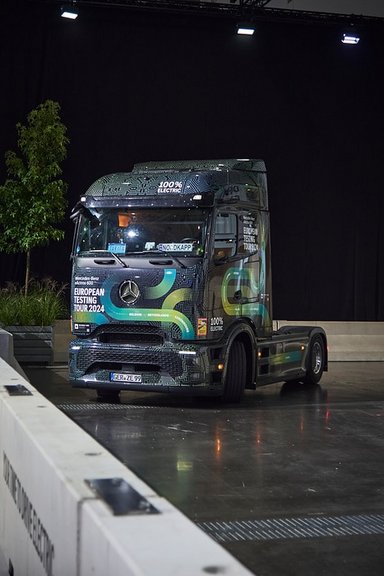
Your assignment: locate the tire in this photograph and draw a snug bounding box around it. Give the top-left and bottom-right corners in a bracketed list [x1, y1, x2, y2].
[303, 335, 325, 385]
[96, 388, 120, 402]
[222, 340, 247, 403]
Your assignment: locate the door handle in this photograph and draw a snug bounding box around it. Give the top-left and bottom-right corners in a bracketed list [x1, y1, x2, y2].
[94, 259, 116, 265]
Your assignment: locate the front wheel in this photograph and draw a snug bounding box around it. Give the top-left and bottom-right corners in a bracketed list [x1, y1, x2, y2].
[222, 340, 246, 403]
[303, 335, 325, 385]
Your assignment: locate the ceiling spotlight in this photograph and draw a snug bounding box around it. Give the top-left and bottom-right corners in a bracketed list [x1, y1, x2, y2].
[237, 23, 255, 36]
[61, 3, 78, 20]
[341, 33, 360, 44]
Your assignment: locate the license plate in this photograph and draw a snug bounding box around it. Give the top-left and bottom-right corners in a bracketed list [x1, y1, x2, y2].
[110, 373, 142, 383]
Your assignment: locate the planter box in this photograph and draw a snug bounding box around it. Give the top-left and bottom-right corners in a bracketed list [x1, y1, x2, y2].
[5, 325, 53, 364]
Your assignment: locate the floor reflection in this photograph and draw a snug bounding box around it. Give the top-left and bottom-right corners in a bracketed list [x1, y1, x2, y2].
[23, 362, 384, 576]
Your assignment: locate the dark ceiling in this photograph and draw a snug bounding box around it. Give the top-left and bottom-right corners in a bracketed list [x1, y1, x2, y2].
[32, 0, 384, 25]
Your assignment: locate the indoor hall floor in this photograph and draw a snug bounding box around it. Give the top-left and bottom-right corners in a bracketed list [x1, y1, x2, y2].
[23, 362, 384, 576]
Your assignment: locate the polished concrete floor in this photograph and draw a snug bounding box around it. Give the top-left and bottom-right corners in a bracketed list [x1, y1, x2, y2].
[21, 362, 384, 575]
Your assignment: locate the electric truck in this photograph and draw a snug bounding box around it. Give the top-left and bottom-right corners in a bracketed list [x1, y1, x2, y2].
[69, 159, 327, 402]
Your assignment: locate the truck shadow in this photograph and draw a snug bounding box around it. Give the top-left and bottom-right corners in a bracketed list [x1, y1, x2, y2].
[112, 381, 328, 411]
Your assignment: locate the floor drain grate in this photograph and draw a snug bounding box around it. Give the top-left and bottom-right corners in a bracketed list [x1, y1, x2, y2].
[57, 402, 154, 411]
[197, 513, 384, 543]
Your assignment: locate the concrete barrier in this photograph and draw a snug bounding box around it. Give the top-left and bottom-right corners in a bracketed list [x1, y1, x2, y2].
[0, 328, 29, 379]
[275, 321, 384, 361]
[0, 358, 251, 576]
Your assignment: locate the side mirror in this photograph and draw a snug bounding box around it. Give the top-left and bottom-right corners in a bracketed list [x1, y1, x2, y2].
[70, 203, 98, 225]
[70, 201, 84, 222]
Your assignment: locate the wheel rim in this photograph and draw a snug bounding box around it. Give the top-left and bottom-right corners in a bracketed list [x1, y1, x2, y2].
[312, 341, 323, 374]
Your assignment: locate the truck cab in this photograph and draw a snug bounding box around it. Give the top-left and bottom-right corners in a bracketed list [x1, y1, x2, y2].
[69, 159, 327, 401]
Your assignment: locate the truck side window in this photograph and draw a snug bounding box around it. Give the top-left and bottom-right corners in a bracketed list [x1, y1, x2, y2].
[214, 213, 237, 258]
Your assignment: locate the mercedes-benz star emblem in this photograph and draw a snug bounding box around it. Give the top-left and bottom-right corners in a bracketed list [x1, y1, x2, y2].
[119, 280, 140, 305]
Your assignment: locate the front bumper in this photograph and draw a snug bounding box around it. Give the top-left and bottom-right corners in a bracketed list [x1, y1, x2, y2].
[69, 339, 224, 395]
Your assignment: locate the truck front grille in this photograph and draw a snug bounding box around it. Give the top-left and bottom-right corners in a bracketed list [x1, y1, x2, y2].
[77, 345, 183, 378]
[97, 333, 163, 345]
[93, 324, 165, 346]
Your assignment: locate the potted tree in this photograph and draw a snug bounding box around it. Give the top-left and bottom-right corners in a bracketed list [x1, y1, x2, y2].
[0, 100, 69, 363]
[0, 279, 68, 363]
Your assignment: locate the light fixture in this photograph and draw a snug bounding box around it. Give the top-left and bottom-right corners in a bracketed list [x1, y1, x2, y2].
[61, 3, 78, 20]
[237, 23, 255, 36]
[342, 33, 360, 44]
[341, 26, 360, 45]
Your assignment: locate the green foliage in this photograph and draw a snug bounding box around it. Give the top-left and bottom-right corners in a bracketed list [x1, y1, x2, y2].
[0, 100, 69, 254]
[0, 279, 68, 326]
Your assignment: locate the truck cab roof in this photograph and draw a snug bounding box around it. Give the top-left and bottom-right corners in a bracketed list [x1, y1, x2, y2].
[83, 158, 268, 210]
[132, 158, 266, 173]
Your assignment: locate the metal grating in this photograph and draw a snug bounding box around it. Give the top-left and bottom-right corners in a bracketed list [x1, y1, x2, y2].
[197, 513, 384, 543]
[57, 402, 155, 411]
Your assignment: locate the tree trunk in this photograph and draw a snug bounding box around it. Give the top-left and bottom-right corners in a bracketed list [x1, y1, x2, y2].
[24, 250, 31, 296]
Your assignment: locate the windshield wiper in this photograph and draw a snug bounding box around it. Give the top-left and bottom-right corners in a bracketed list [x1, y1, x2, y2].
[129, 250, 187, 269]
[87, 249, 128, 268]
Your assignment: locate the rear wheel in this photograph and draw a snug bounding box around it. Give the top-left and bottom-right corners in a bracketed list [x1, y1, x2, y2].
[222, 340, 247, 403]
[303, 335, 325, 385]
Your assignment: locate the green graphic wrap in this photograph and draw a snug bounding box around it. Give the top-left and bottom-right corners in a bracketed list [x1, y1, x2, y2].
[145, 269, 177, 299]
[269, 351, 303, 365]
[221, 267, 270, 320]
[73, 269, 195, 339]
[162, 288, 192, 310]
[72, 311, 108, 326]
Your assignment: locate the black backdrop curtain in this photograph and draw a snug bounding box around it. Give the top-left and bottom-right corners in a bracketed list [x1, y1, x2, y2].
[0, 0, 383, 320]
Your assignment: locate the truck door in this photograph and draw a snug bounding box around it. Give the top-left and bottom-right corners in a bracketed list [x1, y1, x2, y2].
[207, 209, 272, 339]
[237, 209, 272, 337]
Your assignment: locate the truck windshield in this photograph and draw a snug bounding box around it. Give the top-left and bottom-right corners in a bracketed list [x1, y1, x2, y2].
[76, 208, 209, 257]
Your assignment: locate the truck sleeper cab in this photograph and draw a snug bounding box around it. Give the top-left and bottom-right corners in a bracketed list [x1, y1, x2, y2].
[69, 159, 327, 402]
